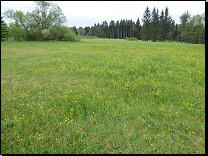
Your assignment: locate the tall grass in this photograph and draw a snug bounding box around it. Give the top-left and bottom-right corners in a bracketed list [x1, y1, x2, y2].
[1, 39, 205, 154]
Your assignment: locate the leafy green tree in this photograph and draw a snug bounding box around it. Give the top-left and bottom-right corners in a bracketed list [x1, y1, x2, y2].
[4, 1, 67, 41]
[166, 19, 175, 42]
[62, 26, 80, 42]
[185, 14, 205, 44]
[48, 25, 79, 42]
[8, 23, 27, 41]
[3, 9, 28, 30]
[41, 27, 52, 40]
[180, 10, 191, 43]
[1, 16, 9, 41]
[49, 25, 65, 40]
[27, 1, 66, 30]
[78, 27, 85, 36]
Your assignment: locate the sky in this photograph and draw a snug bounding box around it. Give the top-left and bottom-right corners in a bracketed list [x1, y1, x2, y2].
[1, 1, 205, 28]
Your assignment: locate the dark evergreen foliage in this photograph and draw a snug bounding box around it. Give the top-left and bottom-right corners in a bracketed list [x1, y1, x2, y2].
[84, 6, 204, 44]
[1, 16, 9, 41]
[3, 3, 204, 44]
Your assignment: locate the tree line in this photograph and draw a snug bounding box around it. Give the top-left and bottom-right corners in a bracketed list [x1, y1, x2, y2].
[78, 6, 204, 44]
[1, 1, 80, 42]
[1, 2, 205, 44]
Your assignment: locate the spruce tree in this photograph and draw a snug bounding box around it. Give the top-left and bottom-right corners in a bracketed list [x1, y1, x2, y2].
[164, 6, 171, 41]
[109, 20, 115, 38]
[159, 9, 165, 42]
[135, 17, 141, 39]
[115, 20, 120, 39]
[141, 6, 151, 41]
[151, 7, 159, 42]
[1, 16, 9, 41]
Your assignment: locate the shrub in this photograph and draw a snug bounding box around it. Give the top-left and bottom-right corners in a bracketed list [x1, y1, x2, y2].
[127, 37, 137, 41]
[8, 26, 27, 41]
[49, 25, 80, 42]
[41, 28, 52, 41]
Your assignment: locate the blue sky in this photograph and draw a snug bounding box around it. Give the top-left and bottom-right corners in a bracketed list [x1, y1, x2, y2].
[1, 1, 205, 28]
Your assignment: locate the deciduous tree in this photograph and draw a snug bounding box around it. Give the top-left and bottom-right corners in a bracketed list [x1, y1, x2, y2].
[180, 10, 191, 43]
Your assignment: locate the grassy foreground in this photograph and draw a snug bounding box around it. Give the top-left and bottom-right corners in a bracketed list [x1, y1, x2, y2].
[1, 39, 205, 154]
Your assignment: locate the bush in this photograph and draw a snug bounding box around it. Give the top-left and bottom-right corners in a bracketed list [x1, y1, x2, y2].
[62, 26, 80, 42]
[8, 26, 27, 41]
[26, 28, 42, 41]
[41, 28, 52, 41]
[127, 37, 137, 41]
[78, 35, 98, 39]
[49, 25, 80, 42]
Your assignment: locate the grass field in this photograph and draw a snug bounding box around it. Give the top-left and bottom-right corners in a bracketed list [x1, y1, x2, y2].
[1, 39, 205, 154]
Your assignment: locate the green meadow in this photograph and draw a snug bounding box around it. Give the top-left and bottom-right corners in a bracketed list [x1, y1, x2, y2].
[1, 39, 205, 154]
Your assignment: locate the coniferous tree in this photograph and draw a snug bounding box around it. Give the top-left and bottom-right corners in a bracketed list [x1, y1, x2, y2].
[120, 19, 123, 39]
[123, 20, 126, 39]
[151, 7, 160, 42]
[129, 19, 134, 38]
[102, 20, 108, 38]
[1, 16, 9, 41]
[109, 20, 115, 38]
[93, 23, 100, 37]
[80, 6, 204, 44]
[95, 23, 100, 38]
[126, 19, 129, 38]
[141, 6, 151, 41]
[159, 9, 165, 42]
[115, 20, 120, 39]
[84, 26, 90, 36]
[177, 24, 182, 42]
[167, 19, 175, 42]
[164, 6, 171, 41]
[78, 27, 85, 36]
[175, 23, 179, 42]
[135, 17, 141, 39]
[72, 26, 78, 35]
[131, 21, 136, 38]
[98, 23, 103, 38]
